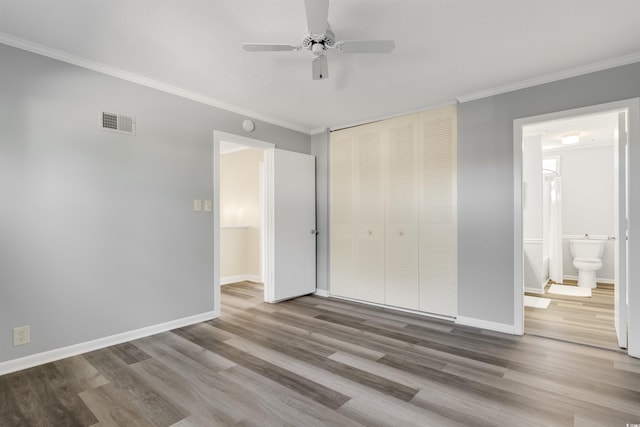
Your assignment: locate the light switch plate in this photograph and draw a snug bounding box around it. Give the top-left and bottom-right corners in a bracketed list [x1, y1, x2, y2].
[193, 199, 202, 211]
[203, 200, 212, 212]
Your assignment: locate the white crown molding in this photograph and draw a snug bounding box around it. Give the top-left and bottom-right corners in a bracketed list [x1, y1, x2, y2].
[0, 311, 217, 376]
[0, 32, 312, 135]
[457, 52, 640, 103]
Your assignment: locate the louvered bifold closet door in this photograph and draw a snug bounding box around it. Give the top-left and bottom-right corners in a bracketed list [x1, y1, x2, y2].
[385, 115, 420, 309]
[330, 124, 385, 303]
[330, 129, 357, 299]
[419, 105, 457, 317]
[355, 125, 385, 303]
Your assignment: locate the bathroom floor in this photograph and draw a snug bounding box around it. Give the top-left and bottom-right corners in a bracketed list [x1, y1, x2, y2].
[525, 281, 621, 351]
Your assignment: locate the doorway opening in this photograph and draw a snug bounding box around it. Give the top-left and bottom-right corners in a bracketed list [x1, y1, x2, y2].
[513, 99, 640, 357]
[523, 111, 621, 349]
[213, 130, 317, 318]
[219, 140, 268, 315]
[214, 132, 273, 316]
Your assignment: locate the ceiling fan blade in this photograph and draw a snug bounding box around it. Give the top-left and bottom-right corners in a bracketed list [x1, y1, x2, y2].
[242, 43, 299, 52]
[335, 40, 395, 53]
[312, 54, 329, 80]
[304, 0, 329, 36]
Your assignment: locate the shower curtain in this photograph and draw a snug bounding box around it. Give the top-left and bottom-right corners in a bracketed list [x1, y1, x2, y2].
[548, 177, 563, 284]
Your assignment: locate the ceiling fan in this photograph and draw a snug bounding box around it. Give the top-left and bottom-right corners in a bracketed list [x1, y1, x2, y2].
[241, 0, 395, 80]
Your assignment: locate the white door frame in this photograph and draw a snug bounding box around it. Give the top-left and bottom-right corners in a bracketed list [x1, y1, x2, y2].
[513, 98, 640, 358]
[213, 130, 275, 317]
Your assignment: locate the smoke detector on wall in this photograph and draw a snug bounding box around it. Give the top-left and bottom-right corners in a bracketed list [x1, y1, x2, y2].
[242, 119, 255, 132]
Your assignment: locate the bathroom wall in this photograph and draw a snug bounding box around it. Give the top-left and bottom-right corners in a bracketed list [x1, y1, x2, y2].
[545, 144, 615, 282]
[220, 148, 264, 282]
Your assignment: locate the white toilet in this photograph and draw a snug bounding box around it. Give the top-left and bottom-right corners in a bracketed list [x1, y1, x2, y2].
[569, 239, 605, 289]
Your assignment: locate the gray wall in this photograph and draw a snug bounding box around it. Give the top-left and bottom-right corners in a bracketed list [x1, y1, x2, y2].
[311, 129, 330, 291]
[458, 61, 640, 326]
[0, 44, 309, 363]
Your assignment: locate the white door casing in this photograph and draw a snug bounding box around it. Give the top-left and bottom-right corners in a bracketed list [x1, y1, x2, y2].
[614, 111, 628, 348]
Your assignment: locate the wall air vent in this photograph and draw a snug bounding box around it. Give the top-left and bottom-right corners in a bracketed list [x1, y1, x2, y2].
[101, 112, 136, 135]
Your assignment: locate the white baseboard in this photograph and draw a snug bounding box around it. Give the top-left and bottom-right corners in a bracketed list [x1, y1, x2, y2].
[524, 287, 546, 295]
[0, 311, 217, 376]
[221, 275, 261, 285]
[456, 316, 518, 335]
[314, 288, 330, 297]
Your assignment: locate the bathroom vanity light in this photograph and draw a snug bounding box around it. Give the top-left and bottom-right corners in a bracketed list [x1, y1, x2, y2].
[561, 133, 580, 145]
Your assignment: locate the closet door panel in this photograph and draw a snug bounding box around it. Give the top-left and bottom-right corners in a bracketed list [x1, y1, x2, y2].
[420, 226, 456, 315]
[419, 107, 457, 316]
[385, 116, 419, 309]
[355, 129, 385, 303]
[330, 130, 357, 299]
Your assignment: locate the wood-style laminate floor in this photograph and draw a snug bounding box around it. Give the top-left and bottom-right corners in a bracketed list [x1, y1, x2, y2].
[525, 282, 620, 351]
[2, 281, 640, 426]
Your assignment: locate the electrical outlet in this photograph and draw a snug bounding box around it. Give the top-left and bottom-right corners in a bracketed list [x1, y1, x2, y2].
[13, 325, 30, 346]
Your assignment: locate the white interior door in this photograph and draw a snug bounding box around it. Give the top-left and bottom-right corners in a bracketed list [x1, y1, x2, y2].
[267, 148, 316, 302]
[614, 111, 628, 348]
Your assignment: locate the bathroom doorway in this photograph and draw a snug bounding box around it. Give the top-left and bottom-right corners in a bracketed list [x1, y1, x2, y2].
[513, 99, 640, 357]
[523, 111, 621, 349]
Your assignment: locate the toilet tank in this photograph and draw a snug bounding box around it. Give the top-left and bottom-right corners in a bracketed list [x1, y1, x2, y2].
[569, 239, 605, 258]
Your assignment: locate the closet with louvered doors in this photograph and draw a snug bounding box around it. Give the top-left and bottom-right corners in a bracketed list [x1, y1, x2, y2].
[329, 105, 457, 318]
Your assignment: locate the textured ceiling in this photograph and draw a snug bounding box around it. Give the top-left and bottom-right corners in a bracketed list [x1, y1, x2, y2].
[1, 0, 640, 133]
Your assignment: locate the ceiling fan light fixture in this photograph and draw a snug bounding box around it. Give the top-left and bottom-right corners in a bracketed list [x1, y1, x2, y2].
[311, 42, 326, 56]
[240, 0, 394, 80]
